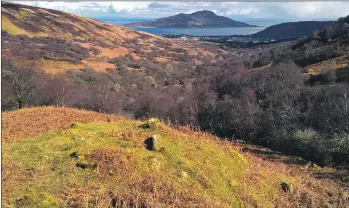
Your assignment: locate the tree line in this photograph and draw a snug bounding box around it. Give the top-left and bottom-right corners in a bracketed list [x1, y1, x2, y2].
[2, 56, 349, 166]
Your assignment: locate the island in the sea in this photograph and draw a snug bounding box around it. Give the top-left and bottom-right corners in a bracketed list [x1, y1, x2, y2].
[124, 10, 257, 28]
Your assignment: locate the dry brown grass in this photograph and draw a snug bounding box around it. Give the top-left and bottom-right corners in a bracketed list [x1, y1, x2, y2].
[154, 56, 172, 62]
[6, 58, 114, 74]
[130, 52, 141, 60]
[38, 59, 84, 74]
[230, 142, 349, 207]
[0, 58, 84, 74]
[305, 55, 349, 75]
[1, 106, 122, 142]
[196, 48, 215, 57]
[81, 59, 115, 71]
[77, 42, 92, 48]
[77, 42, 130, 59]
[248, 62, 273, 73]
[96, 46, 129, 59]
[252, 156, 348, 207]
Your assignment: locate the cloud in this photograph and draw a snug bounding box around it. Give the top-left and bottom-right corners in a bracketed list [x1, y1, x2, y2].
[148, 2, 169, 9]
[280, 2, 349, 19]
[13, 1, 349, 20]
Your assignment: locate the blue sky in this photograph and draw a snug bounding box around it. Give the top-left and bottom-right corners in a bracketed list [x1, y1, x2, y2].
[15, 1, 349, 21]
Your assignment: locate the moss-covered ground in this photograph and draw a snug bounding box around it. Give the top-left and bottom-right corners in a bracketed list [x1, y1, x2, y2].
[2, 109, 295, 207]
[2, 107, 348, 207]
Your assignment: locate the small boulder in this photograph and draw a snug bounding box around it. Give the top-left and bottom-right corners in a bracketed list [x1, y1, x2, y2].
[76, 162, 89, 169]
[280, 182, 291, 193]
[148, 118, 160, 125]
[144, 135, 158, 151]
[139, 123, 150, 129]
[139, 118, 160, 129]
[148, 118, 160, 128]
[69, 122, 80, 128]
[75, 162, 96, 169]
[70, 152, 79, 159]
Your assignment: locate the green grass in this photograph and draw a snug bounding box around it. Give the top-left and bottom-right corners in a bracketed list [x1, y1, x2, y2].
[16, 8, 36, 20]
[3, 119, 292, 207]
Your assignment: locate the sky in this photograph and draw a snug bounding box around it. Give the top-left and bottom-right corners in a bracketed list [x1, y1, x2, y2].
[15, 1, 349, 21]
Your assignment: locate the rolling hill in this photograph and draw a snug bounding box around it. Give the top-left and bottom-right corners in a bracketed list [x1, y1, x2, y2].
[248, 15, 349, 75]
[250, 21, 333, 40]
[2, 107, 348, 207]
[1, 2, 224, 74]
[124, 10, 256, 28]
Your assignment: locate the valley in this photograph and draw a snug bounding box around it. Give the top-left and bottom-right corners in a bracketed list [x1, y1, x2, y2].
[1, 2, 349, 207]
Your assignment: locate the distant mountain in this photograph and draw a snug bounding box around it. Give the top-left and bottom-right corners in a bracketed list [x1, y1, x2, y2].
[250, 21, 333, 40]
[125, 10, 256, 28]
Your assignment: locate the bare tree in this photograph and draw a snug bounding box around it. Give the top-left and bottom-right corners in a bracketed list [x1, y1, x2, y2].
[2, 59, 39, 109]
[89, 81, 124, 113]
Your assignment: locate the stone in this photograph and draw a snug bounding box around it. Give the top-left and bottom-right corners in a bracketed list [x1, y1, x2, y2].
[70, 151, 79, 159]
[144, 134, 158, 151]
[75, 162, 89, 169]
[139, 118, 160, 129]
[280, 182, 291, 193]
[69, 122, 79, 128]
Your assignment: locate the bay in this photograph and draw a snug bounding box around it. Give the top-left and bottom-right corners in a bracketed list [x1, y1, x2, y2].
[96, 17, 281, 36]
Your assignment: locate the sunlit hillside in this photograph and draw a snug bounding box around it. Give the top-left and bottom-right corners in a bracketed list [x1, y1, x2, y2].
[1, 2, 224, 74]
[2, 107, 348, 207]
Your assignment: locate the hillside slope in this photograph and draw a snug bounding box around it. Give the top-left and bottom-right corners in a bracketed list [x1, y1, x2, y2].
[1, 2, 224, 74]
[1, 2, 159, 43]
[2, 107, 349, 207]
[125, 10, 255, 28]
[250, 21, 333, 40]
[247, 15, 349, 76]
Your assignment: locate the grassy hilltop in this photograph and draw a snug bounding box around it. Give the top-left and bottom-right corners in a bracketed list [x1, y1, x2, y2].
[2, 107, 348, 207]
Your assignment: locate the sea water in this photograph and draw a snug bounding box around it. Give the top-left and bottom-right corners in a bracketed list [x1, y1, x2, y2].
[96, 17, 282, 36]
